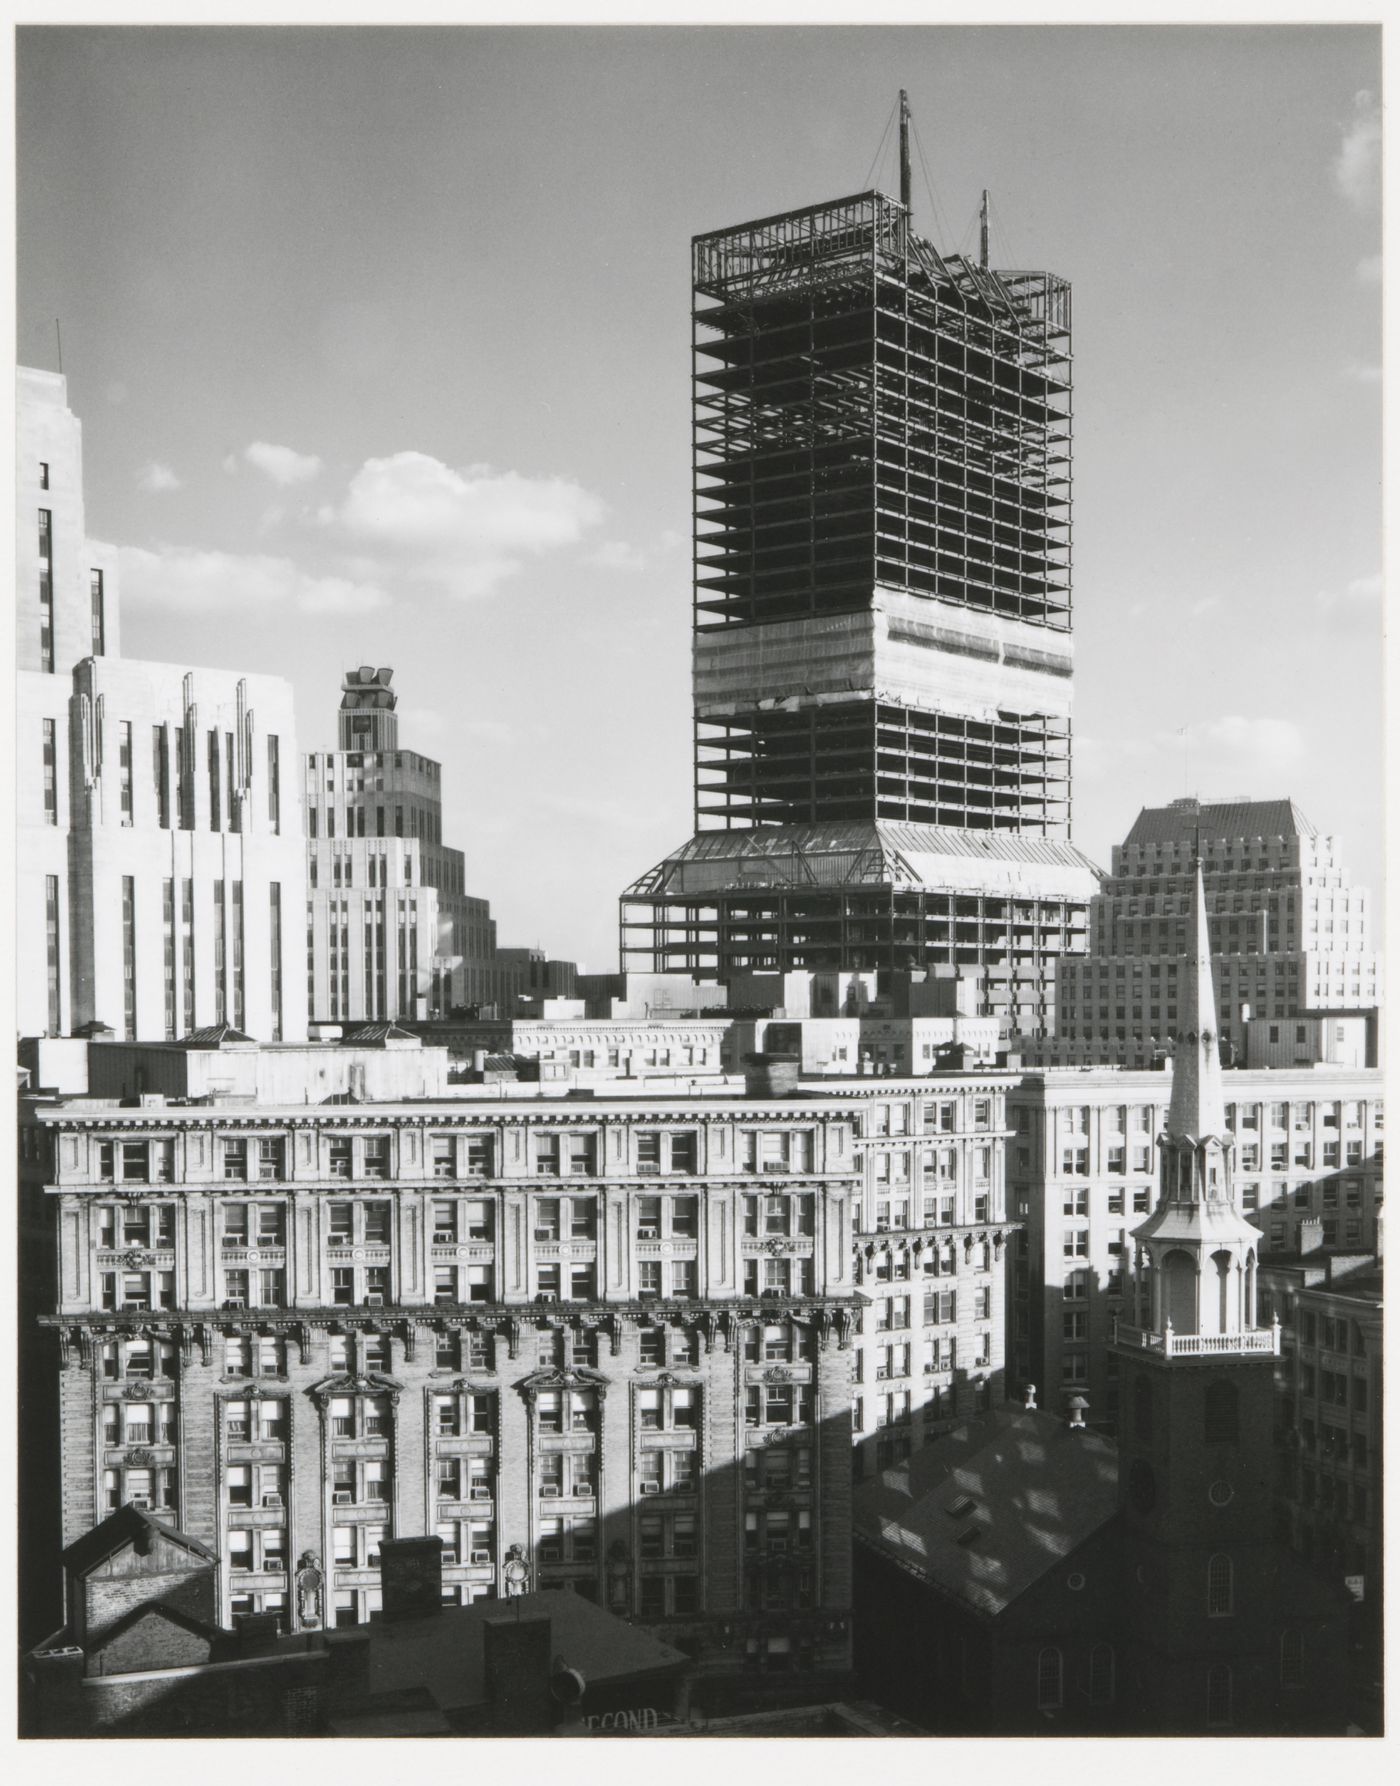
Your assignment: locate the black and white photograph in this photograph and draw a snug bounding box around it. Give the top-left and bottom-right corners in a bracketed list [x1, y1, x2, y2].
[11, 15, 1385, 1748]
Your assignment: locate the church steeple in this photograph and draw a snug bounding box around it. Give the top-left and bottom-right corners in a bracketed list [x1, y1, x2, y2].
[1165, 851, 1226, 1145]
[1125, 848, 1266, 1341]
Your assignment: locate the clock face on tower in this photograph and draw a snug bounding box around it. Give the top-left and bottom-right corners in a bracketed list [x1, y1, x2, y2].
[1209, 1479, 1235, 1507]
[1129, 1458, 1157, 1515]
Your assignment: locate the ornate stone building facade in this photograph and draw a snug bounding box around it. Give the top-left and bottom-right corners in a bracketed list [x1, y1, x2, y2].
[21, 1038, 862, 1696]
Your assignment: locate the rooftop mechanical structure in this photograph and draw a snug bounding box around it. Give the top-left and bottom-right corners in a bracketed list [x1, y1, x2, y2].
[623, 98, 1099, 1038]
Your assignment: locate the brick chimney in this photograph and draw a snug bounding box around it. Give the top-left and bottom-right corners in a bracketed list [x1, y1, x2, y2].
[378, 1536, 443, 1623]
[483, 1607, 553, 1734]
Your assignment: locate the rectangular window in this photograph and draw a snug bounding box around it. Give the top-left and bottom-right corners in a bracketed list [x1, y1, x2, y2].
[41, 719, 58, 825]
[266, 882, 283, 1041]
[90, 568, 106, 655]
[45, 874, 62, 1034]
[162, 879, 177, 1039]
[267, 734, 281, 833]
[213, 881, 227, 1024]
[231, 881, 245, 1030]
[121, 876, 137, 1039]
[208, 729, 221, 831]
[38, 509, 53, 671]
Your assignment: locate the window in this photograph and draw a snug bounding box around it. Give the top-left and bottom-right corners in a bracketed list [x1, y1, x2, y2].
[1203, 1380, 1239, 1443]
[1207, 1553, 1234, 1618]
[256, 1138, 285, 1182]
[41, 719, 58, 825]
[1088, 1643, 1115, 1706]
[38, 509, 53, 670]
[1036, 1646, 1064, 1711]
[1279, 1630, 1304, 1690]
[1205, 1664, 1233, 1729]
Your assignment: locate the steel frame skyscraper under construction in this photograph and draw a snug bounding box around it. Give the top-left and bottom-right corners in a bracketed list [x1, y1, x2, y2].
[622, 100, 1100, 1039]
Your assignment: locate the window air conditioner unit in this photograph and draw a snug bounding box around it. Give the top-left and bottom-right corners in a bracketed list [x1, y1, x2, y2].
[470, 1550, 491, 1565]
[129, 1495, 151, 1510]
[537, 1291, 558, 1303]
[637, 1226, 659, 1240]
[469, 1484, 491, 1500]
[534, 1229, 555, 1243]
[541, 1484, 561, 1497]
[224, 1298, 247, 1310]
[576, 1484, 594, 1498]
[333, 1490, 353, 1504]
[365, 1293, 385, 1306]
[262, 1493, 282, 1508]
[637, 1164, 660, 1176]
[439, 1548, 457, 1564]
[640, 1480, 660, 1495]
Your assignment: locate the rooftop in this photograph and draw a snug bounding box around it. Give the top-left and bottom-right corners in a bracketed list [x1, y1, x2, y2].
[853, 1405, 1118, 1619]
[1123, 798, 1317, 848]
[628, 821, 1102, 901]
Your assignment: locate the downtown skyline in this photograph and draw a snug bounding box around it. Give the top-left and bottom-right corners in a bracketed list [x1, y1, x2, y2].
[17, 24, 1383, 969]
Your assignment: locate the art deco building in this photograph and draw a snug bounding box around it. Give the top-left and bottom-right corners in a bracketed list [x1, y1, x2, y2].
[1037, 797, 1381, 1067]
[622, 118, 1099, 1040]
[16, 368, 306, 1045]
[305, 667, 503, 1020]
[20, 1037, 863, 1698]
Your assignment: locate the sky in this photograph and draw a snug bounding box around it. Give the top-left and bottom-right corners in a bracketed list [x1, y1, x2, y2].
[17, 24, 1383, 972]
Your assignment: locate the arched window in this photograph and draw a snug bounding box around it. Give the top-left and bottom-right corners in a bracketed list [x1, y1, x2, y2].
[1204, 1381, 1239, 1444]
[1088, 1643, 1116, 1706]
[1036, 1645, 1063, 1711]
[1206, 1663, 1233, 1728]
[1133, 1377, 1153, 1443]
[1280, 1629, 1304, 1688]
[1207, 1552, 1234, 1617]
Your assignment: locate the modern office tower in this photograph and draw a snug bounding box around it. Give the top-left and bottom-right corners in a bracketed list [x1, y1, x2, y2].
[21, 1035, 862, 1699]
[15, 368, 307, 1044]
[1108, 856, 1348, 1735]
[1042, 797, 1382, 1067]
[622, 116, 1099, 1040]
[305, 667, 503, 1020]
[1007, 1063, 1383, 1428]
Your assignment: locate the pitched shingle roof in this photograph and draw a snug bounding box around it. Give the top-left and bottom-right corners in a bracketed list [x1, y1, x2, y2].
[853, 1407, 1118, 1618]
[62, 1504, 218, 1577]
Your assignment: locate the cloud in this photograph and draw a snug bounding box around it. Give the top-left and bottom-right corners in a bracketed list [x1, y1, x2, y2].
[118, 544, 386, 617]
[1341, 360, 1382, 386]
[1317, 572, 1382, 629]
[243, 440, 323, 486]
[1356, 253, 1382, 286]
[137, 461, 182, 493]
[334, 451, 605, 598]
[1335, 90, 1381, 210]
[589, 538, 650, 572]
[1184, 715, 1306, 785]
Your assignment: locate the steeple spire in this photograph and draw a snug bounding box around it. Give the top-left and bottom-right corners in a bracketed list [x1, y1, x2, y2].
[1166, 850, 1226, 1145]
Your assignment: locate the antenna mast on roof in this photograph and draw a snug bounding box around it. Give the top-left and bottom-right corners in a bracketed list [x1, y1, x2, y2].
[899, 90, 912, 214]
[55, 319, 63, 375]
[980, 191, 990, 268]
